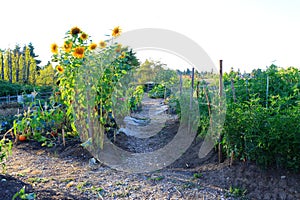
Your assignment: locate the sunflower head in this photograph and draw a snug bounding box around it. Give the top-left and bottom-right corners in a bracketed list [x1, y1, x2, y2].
[51, 43, 58, 54]
[63, 41, 73, 53]
[112, 26, 122, 37]
[70, 26, 81, 36]
[119, 51, 126, 59]
[73, 47, 85, 58]
[115, 44, 122, 53]
[80, 32, 88, 40]
[57, 65, 64, 73]
[88, 43, 97, 51]
[99, 40, 106, 48]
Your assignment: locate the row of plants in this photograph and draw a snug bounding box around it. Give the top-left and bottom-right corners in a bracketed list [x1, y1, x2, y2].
[195, 65, 299, 171]
[0, 80, 52, 97]
[148, 84, 171, 99]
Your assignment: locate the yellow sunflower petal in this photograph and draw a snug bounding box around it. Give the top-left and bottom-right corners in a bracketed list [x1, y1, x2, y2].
[112, 26, 122, 37]
[63, 41, 73, 53]
[70, 26, 81, 35]
[57, 65, 64, 73]
[51, 43, 58, 54]
[88, 43, 97, 51]
[73, 47, 85, 58]
[80, 32, 88, 40]
[99, 40, 106, 48]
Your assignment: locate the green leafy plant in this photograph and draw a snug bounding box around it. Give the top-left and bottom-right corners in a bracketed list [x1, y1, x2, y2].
[0, 136, 12, 173]
[148, 84, 171, 98]
[129, 85, 144, 111]
[228, 186, 247, 198]
[12, 186, 36, 200]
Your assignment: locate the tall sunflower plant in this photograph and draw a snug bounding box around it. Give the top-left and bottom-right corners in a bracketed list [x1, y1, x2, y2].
[51, 26, 138, 148]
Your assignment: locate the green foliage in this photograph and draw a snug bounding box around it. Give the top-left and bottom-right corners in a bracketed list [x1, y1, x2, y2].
[148, 84, 171, 99]
[228, 186, 247, 198]
[13, 100, 67, 147]
[12, 186, 36, 200]
[52, 26, 139, 149]
[221, 65, 300, 171]
[0, 136, 12, 173]
[0, 80, 52, 97]
[193, 172, 203, 179]
[129, 85, 144, 111]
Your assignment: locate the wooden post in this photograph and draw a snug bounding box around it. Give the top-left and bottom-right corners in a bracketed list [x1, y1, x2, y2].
[179, 74, 183, 96]
[218, 60, 223, 164]
[196, 81, 200, 99]
[189, 67, 195, 110]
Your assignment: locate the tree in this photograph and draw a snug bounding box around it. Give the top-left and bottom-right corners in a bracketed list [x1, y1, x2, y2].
[0, 50, 4, 80]
[36, 62, 55, 86]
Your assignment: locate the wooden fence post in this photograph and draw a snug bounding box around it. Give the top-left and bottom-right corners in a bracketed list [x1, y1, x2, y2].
[179, 74, 183, 96]
[218, 60, 223, 164]
[189, 67, 195, 110]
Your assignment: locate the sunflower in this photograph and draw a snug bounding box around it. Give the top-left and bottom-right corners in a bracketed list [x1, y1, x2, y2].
[99, 40, 106, 48]
[57, 65, 64, 73]
[70, 26, 81, 35]
[73, 47, 85, 58]
[88, 43, 97, 51]
[63, 41, 72, 53]
[115, 44, 122, 53]
[51, 43, 58, 54]
[112, 26, 121, 37]
[119, 51, 126, 59]
[80, 32, 88, 40]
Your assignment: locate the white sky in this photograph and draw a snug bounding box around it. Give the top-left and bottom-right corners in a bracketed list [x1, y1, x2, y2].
[0, 0, 299, 72]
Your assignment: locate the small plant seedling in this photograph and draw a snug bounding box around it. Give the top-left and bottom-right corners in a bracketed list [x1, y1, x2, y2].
[193, 172, 203, 179]
[12, 186, 36, 200]
[229, 186, 247, 198]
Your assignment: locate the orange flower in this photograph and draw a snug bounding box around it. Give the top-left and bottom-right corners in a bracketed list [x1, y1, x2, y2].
[73, 47, 85, 58]
[63, 41, 72, 53]
[51, 43, 58, 54]
[70, 26, 81, 35]
[88, 43, 97, 50]
[112, 26, 121, 37]
[57, 65, 64, 73]
[99, 40, 106, 48]
[80, 32, 88, 40]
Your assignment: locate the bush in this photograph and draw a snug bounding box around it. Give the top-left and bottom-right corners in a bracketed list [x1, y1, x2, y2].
[148, 84, 171, 98]
[222, 97, 300, 171]
[129, 85, 144, 111]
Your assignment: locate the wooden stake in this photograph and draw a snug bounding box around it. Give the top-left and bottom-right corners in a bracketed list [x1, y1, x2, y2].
[218, 60, 223, 164]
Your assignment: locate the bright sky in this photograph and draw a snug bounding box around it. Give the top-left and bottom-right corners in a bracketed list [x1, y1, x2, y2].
[1, 0, 299, 72]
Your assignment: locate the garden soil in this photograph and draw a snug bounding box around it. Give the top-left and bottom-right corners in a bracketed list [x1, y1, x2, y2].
[0, 96, 299, 199]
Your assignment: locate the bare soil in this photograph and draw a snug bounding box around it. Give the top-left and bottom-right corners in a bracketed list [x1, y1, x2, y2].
[0, 98, 299, 200]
